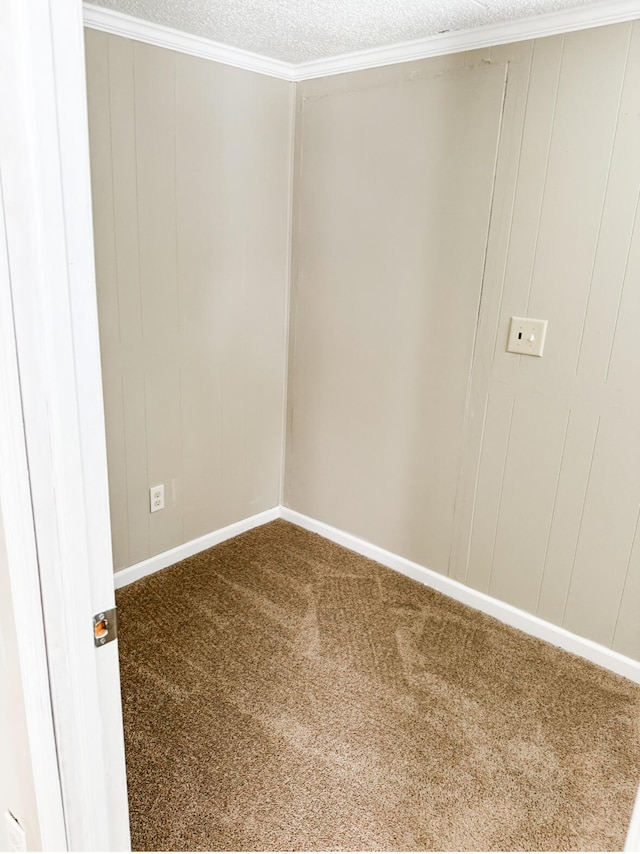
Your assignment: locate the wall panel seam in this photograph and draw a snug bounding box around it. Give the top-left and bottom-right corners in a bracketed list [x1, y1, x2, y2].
[535, 407, 572, 612]
[119, 374, 131, 567]
[283, 87, 305, 506]
[172, 52, 185, 546]
[141, 370, 150, 554]
[561, 415, 601, 626]
[486, 397, 516, 595]
[574, 24, 633, 376]
[605, 182, 640, 381]
[462, 393, 490, 586]
[524, 35, 565, 317]
[279, 82, 297, 506]
[490, 42, 534, 363]
[105, 37, 122, 346]
[449, 59, 510, 580]
[131, 40, 144, 342]
[612, 503, 640, 644]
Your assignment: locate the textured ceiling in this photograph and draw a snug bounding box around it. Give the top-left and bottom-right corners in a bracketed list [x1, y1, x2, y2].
[90, 0, 604, 64]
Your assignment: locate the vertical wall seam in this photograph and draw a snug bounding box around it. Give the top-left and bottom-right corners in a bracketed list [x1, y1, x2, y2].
[281, 86, 304, 508]
[119, 374, 131, 568]
[218, 362, 223, 521]
[561, 415, 600, 626]
[611, 503, 640, 646]
[141, 371, 150, 554]
[574, 24, 633, 376]
[605, 181, 640, 382]
[241, 76, 251, 512]
[524, 34, 565, 316]
[173, 53, 185, 544]
[131, 40, 149, 555]
[105, 33, 129, 566]
[131, 40, 144, 341]
[462, 393, 490, 587]
[491, 41, 534, 363]
[486, 396, 516, 595]
[448, 59, 510, 581]
[279, 81, 297, 507]
[173, 53, 181, 336]
[105, 37, 122, 346]
[535, 407, 572, 613]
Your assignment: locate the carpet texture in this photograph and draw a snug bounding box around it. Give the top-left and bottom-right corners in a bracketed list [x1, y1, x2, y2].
[116, 520, 640, 851]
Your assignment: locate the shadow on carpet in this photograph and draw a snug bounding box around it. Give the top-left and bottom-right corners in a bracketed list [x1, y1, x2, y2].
[116, 519, 640, 851]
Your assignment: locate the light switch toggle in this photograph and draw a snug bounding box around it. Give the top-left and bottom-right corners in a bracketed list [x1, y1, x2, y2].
[507, 317, 548, 357]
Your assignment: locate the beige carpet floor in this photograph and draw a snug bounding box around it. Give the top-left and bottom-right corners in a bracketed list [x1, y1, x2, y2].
[116, 519, 640, 851]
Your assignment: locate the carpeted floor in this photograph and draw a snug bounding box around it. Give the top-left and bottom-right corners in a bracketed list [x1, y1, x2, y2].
[116, 519, 640, 851]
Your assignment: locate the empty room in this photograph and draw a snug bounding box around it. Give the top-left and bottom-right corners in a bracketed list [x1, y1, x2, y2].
[82, 0, 640, 849]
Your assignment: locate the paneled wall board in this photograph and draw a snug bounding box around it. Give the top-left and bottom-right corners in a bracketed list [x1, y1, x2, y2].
[85, 30, 293, 570]
[614, 512, 640, 659]
[287, 21, 640, 659]
[286, 58, 508, 572]
[447, 40, 535, 584]
[87, 22, 640, 659]
[535, 411, 600, 627]
[459, 22, 640, 658]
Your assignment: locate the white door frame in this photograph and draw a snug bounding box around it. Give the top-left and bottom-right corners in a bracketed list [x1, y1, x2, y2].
[0, 105, 68, 854]
[0, 0, 129, 849]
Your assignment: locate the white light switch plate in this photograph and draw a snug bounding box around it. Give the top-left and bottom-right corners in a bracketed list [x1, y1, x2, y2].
[507, 316, 548, 357]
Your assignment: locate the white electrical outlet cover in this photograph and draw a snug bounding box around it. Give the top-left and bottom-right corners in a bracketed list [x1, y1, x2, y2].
[149, 484, 165, 513]
[507, 316, 548, 357]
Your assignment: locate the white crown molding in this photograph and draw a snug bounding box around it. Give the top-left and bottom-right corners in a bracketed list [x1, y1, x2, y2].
[294, 0, 640, 79]
[82, 3, 297, 80]
[84, 0, 640, 81]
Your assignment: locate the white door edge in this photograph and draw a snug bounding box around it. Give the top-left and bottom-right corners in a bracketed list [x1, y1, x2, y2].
[0, 120, 68, 854]
[0, 0, 130, 850]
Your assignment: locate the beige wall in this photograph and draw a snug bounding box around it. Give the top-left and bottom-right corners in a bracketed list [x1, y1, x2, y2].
[286, 55, 507, 570]
[286, 22, 640, 659]
[86, 22, 640, 660]
[85, 31, 293, 571]
[0, 509, 41, 851]
[453, 24, 640, 659]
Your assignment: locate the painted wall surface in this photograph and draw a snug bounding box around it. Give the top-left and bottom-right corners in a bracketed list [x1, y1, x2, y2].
[0, 510, 41, 851]
[86, 22, 640, 660]
[453, 24, 640, 659]
[286, 55, 507, 573]
[85, 31, 293, 571]
[286, 22, 640, 659]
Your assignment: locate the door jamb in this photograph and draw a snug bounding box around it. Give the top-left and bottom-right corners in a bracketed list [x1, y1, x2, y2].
[0, 120, 68, 854]
[0, 0, 130, 849]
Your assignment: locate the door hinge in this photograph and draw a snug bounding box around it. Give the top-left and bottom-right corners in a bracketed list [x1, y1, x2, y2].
[93, 607, 118, 647]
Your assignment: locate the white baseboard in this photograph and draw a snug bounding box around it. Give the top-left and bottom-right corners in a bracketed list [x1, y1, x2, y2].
[280, 507, 640, 685]
[113, 507, 280, 589]
[113, 503, 640, 684]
